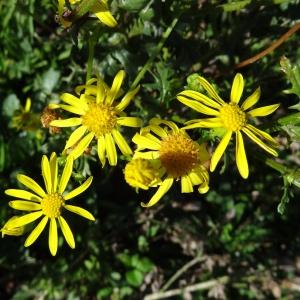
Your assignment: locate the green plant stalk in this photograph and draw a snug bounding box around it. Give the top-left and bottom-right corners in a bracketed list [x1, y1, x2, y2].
[264, 157, 288, 174]
[86, 36, 95, 82]
[130, 17, 180, 89]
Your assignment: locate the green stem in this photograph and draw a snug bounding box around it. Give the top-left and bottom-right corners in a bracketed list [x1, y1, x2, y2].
[264, 158, 288, 174]
[86, 32, 97, 82]
[130, 17, 180, 89]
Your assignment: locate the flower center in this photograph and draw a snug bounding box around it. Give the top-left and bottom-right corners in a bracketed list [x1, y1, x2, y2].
[219, 102, 247, 131]
[159, 133, 199, 178]
[41, 193, 64, 218]
[81, 103, 117, 137]
[124, 158, 161, 189]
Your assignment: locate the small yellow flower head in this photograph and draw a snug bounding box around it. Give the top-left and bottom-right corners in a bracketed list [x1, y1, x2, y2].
[3, 153, 94, 256]
[12, 98, 40, 131]
[124, 158, 162, 190]
[132, 118, 210, 207]
[50, 70, 142, 167]
[1, 217, 25, 238]
[177, 73, 280, 179]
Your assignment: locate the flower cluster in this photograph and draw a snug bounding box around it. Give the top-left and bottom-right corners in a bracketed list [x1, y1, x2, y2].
[1, 3, 281, 256]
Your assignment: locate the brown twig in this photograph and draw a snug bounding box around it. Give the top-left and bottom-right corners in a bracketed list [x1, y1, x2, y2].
[235, 22, 300, 69]
[144, 276, 229, 300]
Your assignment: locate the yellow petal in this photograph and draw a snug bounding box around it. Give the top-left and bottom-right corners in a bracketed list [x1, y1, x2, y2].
[1, 216, 26, 237]
[105, 133, 117, 166]
[50, 153, 58, 192]
[24, 216, 48, 247]
[41, 155, 52, 194]
[197, 76, 224, 105]
[230, 73, 244, 103]
[148, 125, 168, 139]
[64, 176, 93, 200]
[241, 87, 261, 111]
[115, 85, 140, 112]
[5, 189, 42, 202]
[183, 118, 223, 129]
[70, 132, 94, 160]
[106, 70, 125, 105]
[236, 131, 249, 179]
[59, 156, 74, 194]
[17, 174, 46, 198]
[177, 90, 221, 109]
[65, 126, 87, 150]
[6, 211, 43, 229]
[95, 76, 106, 104]
[112, 129, 132, 155]
[133, 151, 160, 160]
[49, 218, 58, 256]
[59, 104, 86, 115]
[248, 104, 280, 117]
[181, 175, 193, 193]
[242, 127, 278, 156]
[210, 131, 232, 172]
[9, 200, 41, 211]
[149, 118, 179, 132]
[117, 117, 142, 127]
[132, 133, 161, 150]
[50, 118, 82, 127]
[92, 1, 117, 27]
[177, 96, 219, 116]
[97, 136, 106, 167]
[141, 177, 174, 207]
[188, 171, 203, 185]
[64, 205, 95, 221]
[60, 93, 88, 110]
[198, 182, 209, 194]
[58, 216, 75, 249]
[246, 124, 278, 147]
[25, 98, 31, 112]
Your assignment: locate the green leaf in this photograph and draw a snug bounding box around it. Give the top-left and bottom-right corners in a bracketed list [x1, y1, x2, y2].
[2, 94, 20, 118]
[125, 269, 144, 287]
[219, 0, 252, 12]
[280, 56, 300, 105]
[120, 0, 148, 12]
[41, 68, 60, 93]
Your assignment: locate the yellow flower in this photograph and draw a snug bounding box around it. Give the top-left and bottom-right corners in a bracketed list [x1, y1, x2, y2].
[4, 153, 94, 256]
[132, 118, 210, 207]
[50, 71, 142, 166]
[177, 73, 280, 179]
[1, 217, 25, 238]
[124, 158, 163, 190]
[12, 97, 40, 131]
[58, 0, 117, 28]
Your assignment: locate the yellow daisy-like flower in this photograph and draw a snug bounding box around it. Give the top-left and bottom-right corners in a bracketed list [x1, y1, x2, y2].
[3, 153, 94, 256]
[58, 0, 117, 28]
[132, 118, 210, 207]
[50, 70, 142, 166]
[177, 73, 280, 179]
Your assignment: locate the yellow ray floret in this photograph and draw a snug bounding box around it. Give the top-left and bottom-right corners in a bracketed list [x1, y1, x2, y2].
[50, 70, 142, 166]
[58, 0, 117, 28]
[177, 73, 280, 179]
[131, 118, 210, 207]
[2, 153, 94, 256]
